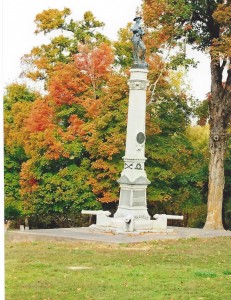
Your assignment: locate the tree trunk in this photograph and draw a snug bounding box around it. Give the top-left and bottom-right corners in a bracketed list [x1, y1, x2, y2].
[204, 57, 230, 230]
[204, 133, 225, 229]
[25, 217, 29, 227]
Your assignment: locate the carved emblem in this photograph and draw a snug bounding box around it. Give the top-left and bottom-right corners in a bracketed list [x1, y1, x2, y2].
[136, 132, 145, 144]
[125, 163, 133, 170]
[135, 163, 142, 170]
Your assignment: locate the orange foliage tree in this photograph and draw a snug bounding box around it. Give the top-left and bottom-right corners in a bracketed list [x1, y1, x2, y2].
[74, 43, 114, 99]
[17, 39, 115, 226]
[82, 74, 128, 205]
[21, 9, 107, 83]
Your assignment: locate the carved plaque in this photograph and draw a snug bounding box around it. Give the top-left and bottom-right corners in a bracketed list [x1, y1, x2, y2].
[120, 189, 131, 206]
[132, 190, 146, 206]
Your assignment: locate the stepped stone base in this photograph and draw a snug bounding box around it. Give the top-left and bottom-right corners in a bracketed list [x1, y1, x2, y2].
[82, 210, 183, 233]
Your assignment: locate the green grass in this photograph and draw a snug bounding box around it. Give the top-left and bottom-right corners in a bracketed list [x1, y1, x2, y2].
[5, 237, 231, 300]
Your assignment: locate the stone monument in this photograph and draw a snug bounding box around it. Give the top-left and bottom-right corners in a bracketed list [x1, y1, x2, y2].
[111, 9, 150, 232]
[82, 10, 183, 233]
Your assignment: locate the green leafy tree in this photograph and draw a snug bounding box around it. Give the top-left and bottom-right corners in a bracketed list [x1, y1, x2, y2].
[146, 90, 208, 227]
[113, 24, 133, 69]
[4, 84, 37, 222]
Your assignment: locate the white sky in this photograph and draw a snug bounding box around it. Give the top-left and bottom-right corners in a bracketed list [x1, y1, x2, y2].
[2, 0, 211, 100]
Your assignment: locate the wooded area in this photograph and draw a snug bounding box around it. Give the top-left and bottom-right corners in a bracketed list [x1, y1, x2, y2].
[4, 1, 231, 230]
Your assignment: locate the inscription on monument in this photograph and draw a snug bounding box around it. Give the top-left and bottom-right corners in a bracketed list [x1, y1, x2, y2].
[134, 215, 149, 220]
[120, 189, 131, 206]
[132, 190, 146, 206]
[128, 80, 148, 90]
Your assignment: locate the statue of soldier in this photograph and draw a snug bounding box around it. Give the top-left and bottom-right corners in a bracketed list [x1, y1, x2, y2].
[131, 12, 147, 66]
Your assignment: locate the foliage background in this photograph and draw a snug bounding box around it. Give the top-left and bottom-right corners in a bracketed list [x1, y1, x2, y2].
[4, 4, 231, 229]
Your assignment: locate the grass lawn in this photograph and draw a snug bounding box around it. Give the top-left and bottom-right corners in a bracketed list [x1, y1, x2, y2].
[5, 236, 231, 300]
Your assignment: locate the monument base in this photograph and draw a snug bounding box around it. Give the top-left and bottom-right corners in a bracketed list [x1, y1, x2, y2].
[89, 224, 174, 234]
[82, 210, 183, 233]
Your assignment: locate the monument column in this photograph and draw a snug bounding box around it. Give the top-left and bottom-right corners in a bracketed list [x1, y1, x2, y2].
[113, 67, 151, 229]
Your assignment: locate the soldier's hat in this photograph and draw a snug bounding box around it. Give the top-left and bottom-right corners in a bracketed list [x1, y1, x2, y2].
[134, 16, 141, 21]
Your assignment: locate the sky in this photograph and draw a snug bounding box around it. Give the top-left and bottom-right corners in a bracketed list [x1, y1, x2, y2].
[2, 0, 211, 100]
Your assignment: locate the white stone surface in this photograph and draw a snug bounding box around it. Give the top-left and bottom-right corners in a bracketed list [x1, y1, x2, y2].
[124, 68, 148, 159]
[82, 211, 184, 232]
[82, 210, 112, 227]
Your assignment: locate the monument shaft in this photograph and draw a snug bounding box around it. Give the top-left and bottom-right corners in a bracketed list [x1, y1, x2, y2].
[114, 68, 151, 229]
[125, 69, 148, 159]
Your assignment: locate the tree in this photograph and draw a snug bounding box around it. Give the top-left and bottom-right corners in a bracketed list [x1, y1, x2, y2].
[4, 9, 113, 227]
[21, 9, 108, 83]
[145, 76, 209, 227]
[4, 84, 37, 222]
[74, 43, 114, 99]
[113, 23, 133, 69]
[18, 61, 102, 227]
[82, 73, 128, 204]
[143, 0, 231, 229]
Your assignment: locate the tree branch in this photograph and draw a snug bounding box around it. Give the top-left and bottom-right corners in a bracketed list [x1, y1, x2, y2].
[220, 58, 227, 73]
[225, 59, 231, 87]
[147, 37, 174, 107]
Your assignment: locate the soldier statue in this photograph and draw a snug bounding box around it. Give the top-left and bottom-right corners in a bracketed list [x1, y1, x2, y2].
[131, 10, 147, 67]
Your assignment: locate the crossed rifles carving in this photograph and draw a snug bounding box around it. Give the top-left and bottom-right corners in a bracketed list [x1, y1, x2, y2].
[125, 163, 142, 170]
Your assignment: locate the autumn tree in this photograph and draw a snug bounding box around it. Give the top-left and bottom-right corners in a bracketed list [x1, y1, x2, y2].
[21, 9, 108, 83]
[143, 0, 231, 229]
[19, 62, 102, 227]
[113, 23, 133, 69]
[4, 9, 115, 227]
[74, 43, 114, 99]
[4, 84, 37, 221]
[82, 73, 128, 205]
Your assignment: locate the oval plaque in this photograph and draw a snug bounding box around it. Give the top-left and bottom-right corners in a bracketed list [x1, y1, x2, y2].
[136, 132, 145, 144]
